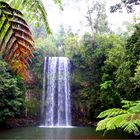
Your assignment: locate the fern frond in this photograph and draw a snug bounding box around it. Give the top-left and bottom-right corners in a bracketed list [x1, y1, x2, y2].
[21, 0, 51, 33]
[6, 13, 28, 26]
[0, 18, 8, 36]
[33, 0, 51, 33]
[0, 2, 12, 11]
[12, 8, 23, 16]
[96, 100, 140, 134]
[11, 21, 32, 34]
[0, 25, 12, 50]
[107, 114, 129, 129]
[128, 103, 140, 113]
[0, 2, 34, 80]
[2, 0, 62, 33]
[121, 100, 138, 109]
[123, 121, 139, 133]
[3, 39, 17, 59]
[97, 114, 130, 131]
[133, 119, 140, 127]
[97, 108, 127, 118]
[14, 28, 33, 41]
[96, 118, 111, 131]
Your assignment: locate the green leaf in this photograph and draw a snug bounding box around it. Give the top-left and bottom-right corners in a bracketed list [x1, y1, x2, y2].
[97, 108, 127, 118]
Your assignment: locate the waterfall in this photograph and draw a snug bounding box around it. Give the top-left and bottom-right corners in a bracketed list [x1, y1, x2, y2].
[41, 57, 71, 126]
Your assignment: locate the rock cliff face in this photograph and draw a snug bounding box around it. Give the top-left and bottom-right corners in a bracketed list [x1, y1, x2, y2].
[71, 86, 96, 127]
[2, 77, 96, 128]
[2, 88, 41, 128]
[25, 89, 41, 118]
[2, 91, 96, 128]
[5, 118, 40, 128]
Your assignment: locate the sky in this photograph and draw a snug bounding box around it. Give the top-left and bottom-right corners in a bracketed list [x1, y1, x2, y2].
[42, 0, 139, 34]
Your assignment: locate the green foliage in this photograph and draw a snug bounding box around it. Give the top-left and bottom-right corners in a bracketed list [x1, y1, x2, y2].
[110, 0, 140, 13]
[0, 59, 25, 122]
[3, 0, 62, 33]
[70, 24, 140, 124]
[100, 80, 112, 90]
[86, 0, 110, 35]
[0, 1, 35, 80]
[125, 24, 140, 67]
[96, 100, 140, 134]
[99, 25, 140, 102]
[35, 36, 57, 57]
[131, 60, 140, 88]
[97, 108, 128, 118]
[25, 98, 40, 117]
[70, 33, 109, 119]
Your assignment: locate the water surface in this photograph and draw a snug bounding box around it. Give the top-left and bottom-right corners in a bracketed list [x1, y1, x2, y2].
[0, 127, 131, 139]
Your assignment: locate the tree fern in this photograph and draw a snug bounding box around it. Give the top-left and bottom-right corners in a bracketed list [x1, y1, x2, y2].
[96, 118, 111, 131]
[114, 120, 137, 133]
[128, 102, 140, 113]
[96, 100, 140, 134]
[0, 2, 34, 79]
[97, 108, 127, 118]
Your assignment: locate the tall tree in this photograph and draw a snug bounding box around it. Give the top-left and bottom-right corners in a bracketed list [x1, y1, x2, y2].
[110, 0, 140, 13]
[85, 0, 110, 35]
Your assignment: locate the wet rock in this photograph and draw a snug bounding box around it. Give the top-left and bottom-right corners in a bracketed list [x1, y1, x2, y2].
[5, 118, 40, 128]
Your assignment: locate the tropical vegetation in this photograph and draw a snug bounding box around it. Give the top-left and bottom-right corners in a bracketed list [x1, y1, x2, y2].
[0, 0, 140, 138]
[0, 58, 25, 122]
[96, 100, 140, 134]
[0, 1, 34, 80]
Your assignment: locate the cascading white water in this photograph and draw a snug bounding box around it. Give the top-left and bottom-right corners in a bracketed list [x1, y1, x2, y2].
[41, 57, 71, 127]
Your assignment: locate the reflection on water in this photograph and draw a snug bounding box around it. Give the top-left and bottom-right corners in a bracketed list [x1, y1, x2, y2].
[0, 127, 131, 139]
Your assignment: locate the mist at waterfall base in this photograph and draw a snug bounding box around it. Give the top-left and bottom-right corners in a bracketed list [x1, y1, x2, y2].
[40, 57, 71, 127]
